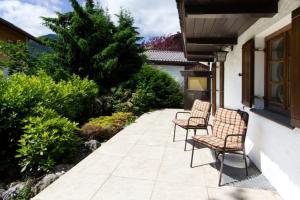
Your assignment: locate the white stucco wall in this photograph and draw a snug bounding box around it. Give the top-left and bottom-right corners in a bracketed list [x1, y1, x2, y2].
[152, 65, 185, 89]
[223, 0, 300, 199]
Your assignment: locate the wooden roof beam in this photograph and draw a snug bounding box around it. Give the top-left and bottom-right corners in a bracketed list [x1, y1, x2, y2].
[186, 54, 215, 62]
[186, 51, 214, 56]
[185, 2, 278, 18]
[186, 57, 214, 62]
[186, 37, 237, 45]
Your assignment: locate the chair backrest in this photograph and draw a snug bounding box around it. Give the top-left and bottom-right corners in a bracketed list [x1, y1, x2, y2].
[212, 108, 249, 144]
[190, 100, 211, 125]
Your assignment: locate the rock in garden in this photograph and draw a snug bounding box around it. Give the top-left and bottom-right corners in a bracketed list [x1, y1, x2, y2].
[32, 174, 59, 196]
[2, 182, 25, 200]
[54, 164, 74, 175]
[0, 188, 6, 200]
[84, 140, 101, 152]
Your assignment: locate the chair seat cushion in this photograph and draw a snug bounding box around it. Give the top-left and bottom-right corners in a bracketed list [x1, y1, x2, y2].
[192, 135, 243, 151]
[172, 119, 206, 128]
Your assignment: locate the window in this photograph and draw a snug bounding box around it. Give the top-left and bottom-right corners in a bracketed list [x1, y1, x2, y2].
[265, 25, 291, 115]
[188, 77, 207, 91]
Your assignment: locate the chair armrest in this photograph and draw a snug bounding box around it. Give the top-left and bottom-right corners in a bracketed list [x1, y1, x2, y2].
[175, 111, 191, 119]
[188, 116, 207, 126]
[223, 134, 245, 149]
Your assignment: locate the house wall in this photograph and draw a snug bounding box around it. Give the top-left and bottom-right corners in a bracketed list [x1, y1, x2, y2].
[151, 65, 185, 89]
[0, 23, 27, 42]
[224, 1, 300, 199]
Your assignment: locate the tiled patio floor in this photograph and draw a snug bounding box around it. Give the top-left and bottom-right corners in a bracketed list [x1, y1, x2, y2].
[33, 109, 281, 200]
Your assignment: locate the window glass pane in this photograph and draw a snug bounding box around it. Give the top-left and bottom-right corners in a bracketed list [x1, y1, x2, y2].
[270, 62, 284, 81]
[271, 37, 284, 60]
[270, 84, 284, 104]
[188, 77, 207, 91]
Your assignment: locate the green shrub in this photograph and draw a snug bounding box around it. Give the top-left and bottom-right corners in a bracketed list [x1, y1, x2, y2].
[110, 65, 183, 115]
[29, 53, 71, 81]
[16, 107, 80, 174]
[0, 40, 71, 81]
[52, 74, 99, 122]
[12, 182, 32, 200]
[0, 72, 98, 175]
[13, 187, 31, 200]
[80, 112, 135, 140]
[0, 40, 32, 74]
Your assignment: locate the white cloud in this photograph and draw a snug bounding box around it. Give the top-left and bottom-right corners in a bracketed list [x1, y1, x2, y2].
[99, 0, 180, 37]
[0, 0, 181, 37]
[0, 0, 60, 36]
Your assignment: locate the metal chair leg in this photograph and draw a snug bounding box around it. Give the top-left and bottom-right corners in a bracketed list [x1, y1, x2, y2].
[214, 151, 218, 160]
[218, 152, 225, 186]
[184, 129, 189, 151]
[194, 129, 196, 136]
[206, 128, 209, 135]
[243, 150, 248, 176]
[173, 124, 177, 142]
[190, 140, 195, 168]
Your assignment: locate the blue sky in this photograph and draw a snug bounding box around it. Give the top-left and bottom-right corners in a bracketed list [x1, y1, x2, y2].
[0, 0, 180, 38]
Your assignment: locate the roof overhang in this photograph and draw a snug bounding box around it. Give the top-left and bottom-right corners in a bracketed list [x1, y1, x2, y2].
[148, 60, 197, 66]
[176, 0, 279, 61]
[0, 18, 41, 44]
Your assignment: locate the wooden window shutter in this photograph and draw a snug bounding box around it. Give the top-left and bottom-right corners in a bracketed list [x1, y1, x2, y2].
[291, 7, 300, 128]
[242, 39, 255, 107]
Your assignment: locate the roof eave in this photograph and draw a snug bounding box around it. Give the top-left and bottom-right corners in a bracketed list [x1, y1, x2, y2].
[0, 18, 42, 44]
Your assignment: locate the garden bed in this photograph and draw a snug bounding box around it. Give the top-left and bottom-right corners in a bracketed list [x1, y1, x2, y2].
[0, 112, 135, 200]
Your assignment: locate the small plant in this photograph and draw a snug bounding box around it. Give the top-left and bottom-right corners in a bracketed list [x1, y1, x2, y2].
[80, 112, 135, 140]
[12, 184, 32, 200]
[16, 107, 81, 174]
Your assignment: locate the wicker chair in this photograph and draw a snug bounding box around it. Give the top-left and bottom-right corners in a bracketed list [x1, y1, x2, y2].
[190, 108, 249, 186]
[172, 100, 211, 151]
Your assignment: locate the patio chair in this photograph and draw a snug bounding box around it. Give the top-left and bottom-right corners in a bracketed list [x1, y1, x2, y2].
[190, 108, 249, 186]
[172, 99, 211, 151]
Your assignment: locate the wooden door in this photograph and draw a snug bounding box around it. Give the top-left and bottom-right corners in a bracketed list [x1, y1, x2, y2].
[182, 71, 211, 110]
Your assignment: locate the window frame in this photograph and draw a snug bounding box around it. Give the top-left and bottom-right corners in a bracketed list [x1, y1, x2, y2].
[264, 24, 291, 116]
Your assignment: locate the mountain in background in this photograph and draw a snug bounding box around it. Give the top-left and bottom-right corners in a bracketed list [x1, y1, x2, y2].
[28, 34, 57, 56]
[39, 34, 58, 41]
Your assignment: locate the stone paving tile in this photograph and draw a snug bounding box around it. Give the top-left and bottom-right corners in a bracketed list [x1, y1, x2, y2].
[91, 176, 154, 200]
[151, 181, 209, 200]
[137, 134, 168, 147]
[71, 152, 123, 175]
[113, 156, 162, 180]
[96, 140, 136, 157]
[126, 144, 165, 160]
[33, 172, 109, 200]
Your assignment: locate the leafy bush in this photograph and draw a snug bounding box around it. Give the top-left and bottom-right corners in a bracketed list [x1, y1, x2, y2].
[16, 107, 80, 174]
[0, 72, 98, 175]
[0, 40, 70, 81]
[29, 53, 71, 81]
[110, 65, 183, 115]
[0, 40, 32, 74]
[80, 112, 134, 140]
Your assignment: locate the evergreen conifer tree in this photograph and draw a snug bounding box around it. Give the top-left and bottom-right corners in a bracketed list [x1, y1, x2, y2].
[42, 0, 145, 88]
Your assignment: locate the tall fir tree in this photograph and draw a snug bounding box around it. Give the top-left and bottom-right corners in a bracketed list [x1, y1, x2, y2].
[98, 9, 145, 87]
[42, 0, 145, 89]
